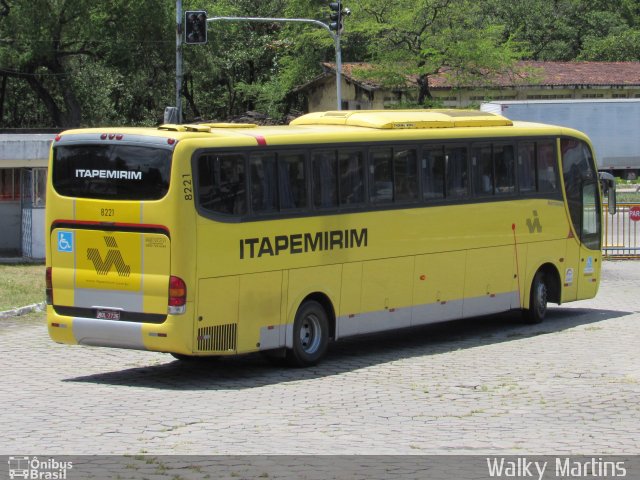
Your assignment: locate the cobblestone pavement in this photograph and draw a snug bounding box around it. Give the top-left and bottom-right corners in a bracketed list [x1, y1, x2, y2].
[1, 261, 638, 456]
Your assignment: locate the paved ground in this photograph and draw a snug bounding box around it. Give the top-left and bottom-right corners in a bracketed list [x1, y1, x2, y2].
[1, 261, 638, 456]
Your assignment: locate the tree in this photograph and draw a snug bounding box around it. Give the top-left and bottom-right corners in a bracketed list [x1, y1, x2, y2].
[485, 0, 640, 61]
[0, 0, 98, 127]
[91, 0, 174, 125]
[579, 29, 640, 61]
[1, 0, 637, 128]
[181, 0, 333, 120]
[345, 0, 526, 105]
[0, 0, 174, 128]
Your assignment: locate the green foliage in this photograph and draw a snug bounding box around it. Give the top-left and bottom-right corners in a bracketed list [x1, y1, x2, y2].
[485, 0, 640, 61]
[0, 0, 637, 128]
[346, 0, 527, 103]
[579, 30, 640, 61]
[0, 0, 174, 128]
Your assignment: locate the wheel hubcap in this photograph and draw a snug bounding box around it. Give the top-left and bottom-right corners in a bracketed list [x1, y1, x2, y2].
[299, 313, 322, 354]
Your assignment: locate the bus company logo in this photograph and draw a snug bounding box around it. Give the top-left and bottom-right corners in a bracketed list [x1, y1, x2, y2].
[240, 228, 368, 259]
[75, 169, 142, 180]
[526, 210, 542, 234]
[87, 236, 131, 277]
[8, 456, 73, 479]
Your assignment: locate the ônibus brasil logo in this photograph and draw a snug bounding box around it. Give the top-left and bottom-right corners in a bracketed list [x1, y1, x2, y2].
[8, 456, 72, 479]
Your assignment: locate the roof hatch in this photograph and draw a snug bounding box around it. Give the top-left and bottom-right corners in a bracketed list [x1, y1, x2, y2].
[290, 109, 513, 129]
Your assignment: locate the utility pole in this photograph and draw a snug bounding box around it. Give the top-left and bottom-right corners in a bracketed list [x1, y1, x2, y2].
[334, 33, 343, 111]
[327, 2, 348, 111]
[175, 0, 183, 123]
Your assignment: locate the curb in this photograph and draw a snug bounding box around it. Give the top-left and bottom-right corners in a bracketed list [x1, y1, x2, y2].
[0, 302, 46, 319]
[0, 257, 44, 265]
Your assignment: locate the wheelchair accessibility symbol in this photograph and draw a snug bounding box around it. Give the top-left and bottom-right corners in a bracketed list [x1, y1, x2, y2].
[57, 231, 74, 253]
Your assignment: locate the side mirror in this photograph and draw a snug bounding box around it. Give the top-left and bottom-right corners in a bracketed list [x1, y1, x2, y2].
[599, 172, 616, 215]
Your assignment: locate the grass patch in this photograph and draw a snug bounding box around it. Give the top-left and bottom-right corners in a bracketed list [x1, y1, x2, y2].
[0, 264, 45, 311]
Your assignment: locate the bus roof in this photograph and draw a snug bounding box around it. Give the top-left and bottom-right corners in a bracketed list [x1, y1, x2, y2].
[57, 110, 590, 148]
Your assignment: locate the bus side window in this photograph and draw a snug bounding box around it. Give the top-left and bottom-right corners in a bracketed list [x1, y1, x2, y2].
[197, 153, 246, 215]
[537, 141, 558, 192]
[446, 146, 469, 199]
[312, 150, 338, 209]
[518, 142, 537, 193]
[338, 150, 364, 206]
[471, 145, 493, 196]
[250, 153, 278, 213]
[422, 146, 445, 200]
[394, 148, 418, 203]
[369, 148, 393, 204]
[279, 152, 307, 210]
[494, 144, 515, 194]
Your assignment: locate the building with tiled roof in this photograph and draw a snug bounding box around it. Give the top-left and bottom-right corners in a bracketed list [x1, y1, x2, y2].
[294, 61, 640, 111]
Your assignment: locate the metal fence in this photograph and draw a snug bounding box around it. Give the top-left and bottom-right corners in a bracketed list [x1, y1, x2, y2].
[603, 203, 640, 258]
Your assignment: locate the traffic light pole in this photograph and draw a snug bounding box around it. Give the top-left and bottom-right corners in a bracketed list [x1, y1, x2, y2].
[176, 0, 183, 123]
[335, 33, 342, 111]
[207, 16, 343, 111]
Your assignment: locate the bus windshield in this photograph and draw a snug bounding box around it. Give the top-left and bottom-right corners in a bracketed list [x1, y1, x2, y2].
[52, 144, 172, 200]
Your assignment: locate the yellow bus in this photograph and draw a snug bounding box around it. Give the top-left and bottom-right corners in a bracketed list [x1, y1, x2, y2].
[45, 110, 615, 366]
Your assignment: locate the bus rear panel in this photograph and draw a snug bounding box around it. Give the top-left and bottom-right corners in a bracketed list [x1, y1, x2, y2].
[46, 132, 194, 354]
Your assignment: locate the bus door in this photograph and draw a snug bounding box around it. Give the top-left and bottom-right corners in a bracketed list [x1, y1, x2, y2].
[560, 138, 602, 301]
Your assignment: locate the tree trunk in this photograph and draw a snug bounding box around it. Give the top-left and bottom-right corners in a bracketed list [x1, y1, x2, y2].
[24, 75, 65, 128]
[417, 74, 433, 105]
[0, 75, 6, 126]
[53, 59, 82, 127]
[182, 74, 201, 120]
[11, 61, 82, 128]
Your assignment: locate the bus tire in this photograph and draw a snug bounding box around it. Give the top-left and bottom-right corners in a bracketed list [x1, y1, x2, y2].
[286, 300, 329, 367]
[523, 271, 548, 324]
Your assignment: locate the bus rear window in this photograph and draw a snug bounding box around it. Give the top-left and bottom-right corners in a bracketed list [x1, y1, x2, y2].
[52, 145, 172, 200]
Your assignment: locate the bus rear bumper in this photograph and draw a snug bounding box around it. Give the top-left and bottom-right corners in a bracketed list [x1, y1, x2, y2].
[47, 305, 193, 353]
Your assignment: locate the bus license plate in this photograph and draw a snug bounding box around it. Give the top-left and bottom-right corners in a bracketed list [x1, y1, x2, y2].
[96, 309, 121, 320]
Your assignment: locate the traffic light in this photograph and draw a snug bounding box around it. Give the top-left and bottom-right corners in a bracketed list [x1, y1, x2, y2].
[185, 11, 208, 45]
[328, 2, 350, 34]
[328, 2, 342, 33]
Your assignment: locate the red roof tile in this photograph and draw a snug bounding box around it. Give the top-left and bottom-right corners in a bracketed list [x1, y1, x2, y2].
[321, 61, 640, 89]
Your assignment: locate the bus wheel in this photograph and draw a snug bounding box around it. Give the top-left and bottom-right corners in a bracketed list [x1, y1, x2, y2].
[286, 300, 329, 367]
[523, 271, 548, 324]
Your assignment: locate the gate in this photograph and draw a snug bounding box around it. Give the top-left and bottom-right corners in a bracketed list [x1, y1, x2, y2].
[20, 169, 33, 258]
[603, 203, 640, 258]
[19, 168, 46, 259]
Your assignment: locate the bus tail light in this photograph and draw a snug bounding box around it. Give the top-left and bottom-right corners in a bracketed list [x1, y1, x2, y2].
[168, 276, 186, 314]
[46, 267, 53, 304]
